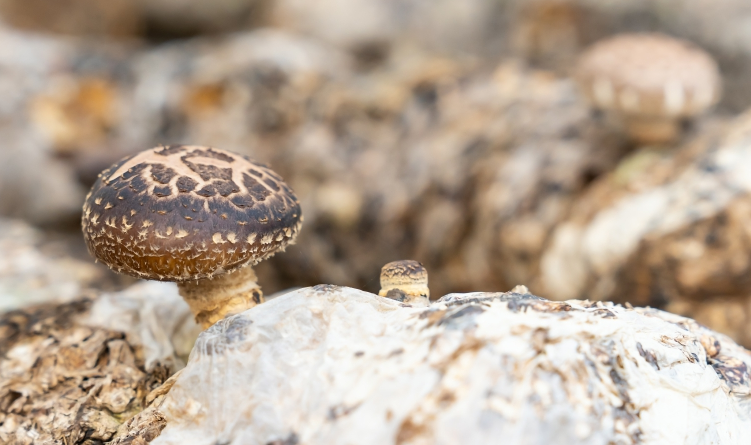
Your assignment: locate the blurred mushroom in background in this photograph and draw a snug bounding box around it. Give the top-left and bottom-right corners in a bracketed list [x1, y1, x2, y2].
[30, 77, 121, 157]
[575, 33, 722, 145]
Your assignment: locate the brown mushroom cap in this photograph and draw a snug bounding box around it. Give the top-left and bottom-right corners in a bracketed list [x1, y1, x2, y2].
[576, 33, 721, 118]
[81, 145, 302, 281]
[379, 260, 429, 298]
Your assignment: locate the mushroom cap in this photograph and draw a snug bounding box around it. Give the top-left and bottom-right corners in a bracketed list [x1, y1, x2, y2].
[81, 145, 302, 282]
[576, 33, 721, 118]
[381, 260, 428, 289]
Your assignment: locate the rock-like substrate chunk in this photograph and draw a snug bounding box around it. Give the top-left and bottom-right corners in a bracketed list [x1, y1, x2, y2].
[0, 281, 199, 445]
[150, 286, 751, 445]
[538, 107, 751, 345]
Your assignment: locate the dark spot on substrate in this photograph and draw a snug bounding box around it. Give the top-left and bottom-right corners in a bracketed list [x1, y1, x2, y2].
[265, 433, 299, 445]
[224, 317, 253, 344]
[636, 342, 659, 370]
[385, 288, 407, 302]
[388, 348, 404, 357]
[313, 284, 342, 293]
[710, 355, 749, 387]
[437, 305, 485, 326]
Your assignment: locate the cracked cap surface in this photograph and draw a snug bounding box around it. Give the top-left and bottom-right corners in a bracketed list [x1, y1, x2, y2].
[379, 260, 429, 299]
[576, 33, 721, 117]
[82, 145, 302, 281]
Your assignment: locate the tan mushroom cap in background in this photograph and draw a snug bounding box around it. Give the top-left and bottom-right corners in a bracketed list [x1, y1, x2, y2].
[81, 145, 302, 281]
[576, 33, 721, 118]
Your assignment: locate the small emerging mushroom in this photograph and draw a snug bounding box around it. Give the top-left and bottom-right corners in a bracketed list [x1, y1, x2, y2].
[81, 145, 302, 328]
[576, 33, 721, 145]
[378, 260, 429, 307]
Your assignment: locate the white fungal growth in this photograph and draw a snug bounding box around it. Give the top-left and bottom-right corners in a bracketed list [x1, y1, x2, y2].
[152, 288, 751, 445]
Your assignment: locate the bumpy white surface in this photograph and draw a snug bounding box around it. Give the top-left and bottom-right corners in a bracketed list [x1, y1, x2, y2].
[153, 286, 751, 445]
[80, 281, 201, 371]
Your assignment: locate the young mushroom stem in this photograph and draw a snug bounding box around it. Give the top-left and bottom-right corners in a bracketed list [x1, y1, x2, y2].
[623, 116, 681, 145]
[178, 266, 263, 329]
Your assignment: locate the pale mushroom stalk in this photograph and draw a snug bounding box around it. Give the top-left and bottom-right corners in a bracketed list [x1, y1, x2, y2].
[178, 266, 262, 328]
[379, 260, 430, 307]
[623, 116, 682, 145]
[82, 145, 302, 329]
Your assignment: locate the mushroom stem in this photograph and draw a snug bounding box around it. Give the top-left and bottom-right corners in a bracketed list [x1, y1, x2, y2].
[623, 116, 681, 145]
[177, 266, 263, 328]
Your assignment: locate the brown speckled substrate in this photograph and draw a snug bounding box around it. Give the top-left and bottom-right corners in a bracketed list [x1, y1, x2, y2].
[0, 300, 171, 445]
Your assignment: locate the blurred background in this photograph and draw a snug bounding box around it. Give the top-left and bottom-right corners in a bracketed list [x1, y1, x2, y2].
[3, 0, 751, 345]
